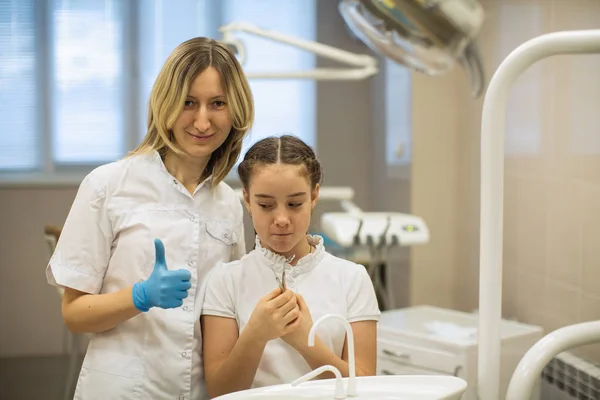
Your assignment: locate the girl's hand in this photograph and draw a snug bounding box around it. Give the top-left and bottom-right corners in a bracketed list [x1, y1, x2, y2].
[282, 293, 313, 349]
[245, 288, 300, 344]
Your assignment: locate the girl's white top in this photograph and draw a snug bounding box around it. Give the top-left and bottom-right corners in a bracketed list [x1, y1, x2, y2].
[46, 150, 245, 400]
[201, 235, 380, 388]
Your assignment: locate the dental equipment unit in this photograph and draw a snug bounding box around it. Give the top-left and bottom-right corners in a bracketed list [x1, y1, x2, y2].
[320, 204, 429, 311]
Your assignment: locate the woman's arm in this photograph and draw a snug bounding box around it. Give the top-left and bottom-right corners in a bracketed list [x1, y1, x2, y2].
[201, 316, 267, 398]
[61, 287, 141, 334]
[295, 320, 377, 378]
[61, 238, 192, 334]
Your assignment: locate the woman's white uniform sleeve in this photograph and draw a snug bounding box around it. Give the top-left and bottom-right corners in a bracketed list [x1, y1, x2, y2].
[46, 172, 112, 294]
[201, 265, 236, 319]
[346, 265, 381, 322]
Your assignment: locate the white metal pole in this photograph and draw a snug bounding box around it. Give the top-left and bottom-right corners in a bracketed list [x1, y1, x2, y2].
[478, 30, 600, 400]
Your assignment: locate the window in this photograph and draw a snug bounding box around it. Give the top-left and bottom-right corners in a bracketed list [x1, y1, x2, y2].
[222, 0, 316, 157]
[385, 59, 412, 179]
[51, 0, 125, 164]
[0, 0, 316, 184]
[0, 0, 37, 171]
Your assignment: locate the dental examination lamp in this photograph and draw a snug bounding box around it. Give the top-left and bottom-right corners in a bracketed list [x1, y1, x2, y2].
[219, 0, 486, 95]
[339, 0, 486, 97]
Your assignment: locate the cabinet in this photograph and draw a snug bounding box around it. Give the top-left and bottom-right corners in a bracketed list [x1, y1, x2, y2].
[377, 305, 544, 400]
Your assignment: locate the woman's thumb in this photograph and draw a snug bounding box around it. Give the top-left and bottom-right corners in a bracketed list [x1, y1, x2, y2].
[153, 238, 167, 271]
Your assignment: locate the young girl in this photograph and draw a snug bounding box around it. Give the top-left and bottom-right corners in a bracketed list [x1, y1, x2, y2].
[201, 135, 380, 398]
[46, 37, 253, 400]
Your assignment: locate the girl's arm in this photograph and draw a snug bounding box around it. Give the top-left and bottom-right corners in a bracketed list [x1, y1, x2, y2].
[296, 320, 377, 377]
[201, 315, 267, 398]
[202, 288, 300, 398]
[283, 294, 377, 378]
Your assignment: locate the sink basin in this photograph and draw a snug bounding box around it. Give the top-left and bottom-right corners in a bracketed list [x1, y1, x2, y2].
[213, 375, 468, 400]
[213, 314, 467, 400]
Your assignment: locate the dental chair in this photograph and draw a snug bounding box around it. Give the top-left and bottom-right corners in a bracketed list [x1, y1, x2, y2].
[44, 225, 81, 400]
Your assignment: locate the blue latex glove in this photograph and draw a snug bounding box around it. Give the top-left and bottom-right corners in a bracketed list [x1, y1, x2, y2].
[132, 239, 192, 312]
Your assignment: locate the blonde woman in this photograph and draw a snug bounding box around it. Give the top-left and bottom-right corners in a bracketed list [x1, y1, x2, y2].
[46, 37, 254, 400]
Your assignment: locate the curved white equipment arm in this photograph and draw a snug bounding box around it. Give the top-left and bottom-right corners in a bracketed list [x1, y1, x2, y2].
[219, 22, 378, 80]
[505, 321, 600, 400]
[309, 314, 357, 397]
[291, 365, 346, 399]
[478, 30, 600, 400]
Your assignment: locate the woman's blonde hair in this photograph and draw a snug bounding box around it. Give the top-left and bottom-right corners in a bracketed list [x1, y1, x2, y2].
[130, 37, 254, 186]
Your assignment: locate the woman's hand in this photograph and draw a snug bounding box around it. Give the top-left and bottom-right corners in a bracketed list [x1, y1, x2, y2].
[282, 293, 313, 350]
[245, 288, 300, 344]
[132, 239, 191, 312]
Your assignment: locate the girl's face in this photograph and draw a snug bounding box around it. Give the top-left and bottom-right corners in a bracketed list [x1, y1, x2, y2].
[243, 163, 319, 261]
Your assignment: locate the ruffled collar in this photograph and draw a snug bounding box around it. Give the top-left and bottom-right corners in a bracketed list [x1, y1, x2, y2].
[254, 234, 326, 279]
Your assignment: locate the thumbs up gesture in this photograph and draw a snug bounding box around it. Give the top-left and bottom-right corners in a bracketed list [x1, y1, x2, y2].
[132, 239, 192, 312]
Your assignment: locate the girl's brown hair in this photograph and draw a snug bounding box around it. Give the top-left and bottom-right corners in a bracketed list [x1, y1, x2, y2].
[238, 135, 323, 191]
